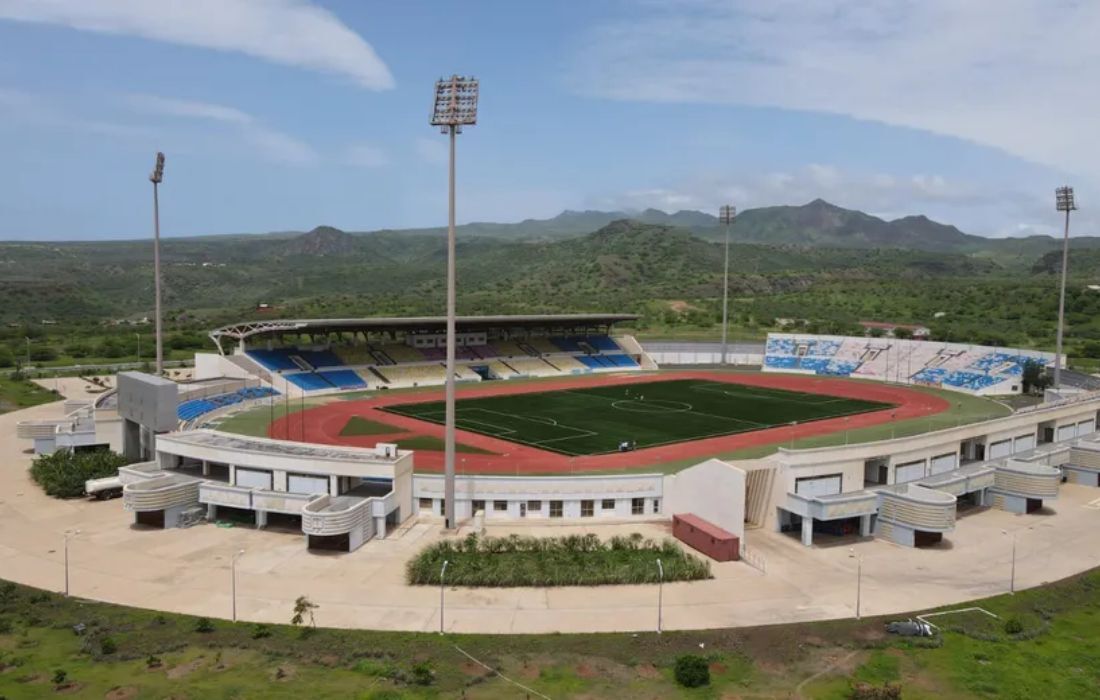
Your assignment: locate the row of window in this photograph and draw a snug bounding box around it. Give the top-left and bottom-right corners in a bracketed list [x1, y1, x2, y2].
[418, 497, 660, 516]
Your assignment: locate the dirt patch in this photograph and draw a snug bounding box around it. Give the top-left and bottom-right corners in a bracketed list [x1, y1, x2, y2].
[575, 662, 597, 678]
[166, 658, 204, 679]
[636, 663, 661, 679]
[460, 661, 486, 677]
[518, 661, 542, 680]
[54, 682, 85, 695]
[104, 686, 138, 700]
[272, 665, 297, 682]
[710, 662, 728, 675]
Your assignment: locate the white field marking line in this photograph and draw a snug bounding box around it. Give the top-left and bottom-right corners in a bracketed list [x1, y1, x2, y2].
[689, 382, 843, 406]
[386, 407, 520, 437]
[460, 408, 599, 448]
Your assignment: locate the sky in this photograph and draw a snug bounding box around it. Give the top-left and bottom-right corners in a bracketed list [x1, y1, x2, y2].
[0, 0, 1096, 241]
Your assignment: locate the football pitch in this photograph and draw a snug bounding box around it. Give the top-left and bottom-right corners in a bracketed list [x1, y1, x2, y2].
[381, 379, 894, 456]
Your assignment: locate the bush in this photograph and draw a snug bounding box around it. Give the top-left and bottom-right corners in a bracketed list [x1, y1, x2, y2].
[194, 617, 214, 633]
[1004, 616, 1024, 635]
[51, 669, 67, 685]
[99, 637, 117, 654]
[410, 661, 435, 686]
[29, 449, 128, 499]
[850, 682, 902, 699]
[673, 654, 710, 688]
[250, 623, 272, 639]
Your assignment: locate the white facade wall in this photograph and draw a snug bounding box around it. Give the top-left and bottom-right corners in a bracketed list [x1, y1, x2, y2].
[662, 459, 747, 541]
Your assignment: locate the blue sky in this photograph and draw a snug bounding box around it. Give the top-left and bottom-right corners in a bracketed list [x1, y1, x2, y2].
[0, 0, 1095, 240]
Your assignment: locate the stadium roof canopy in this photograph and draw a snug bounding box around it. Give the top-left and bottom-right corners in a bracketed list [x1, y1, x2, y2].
[209, 314, 638, 353]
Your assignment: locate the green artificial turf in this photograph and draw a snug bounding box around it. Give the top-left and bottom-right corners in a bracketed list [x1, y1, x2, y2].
[338, 415, 402, 437]
[392, 435, 497, 455]
[381, 379, 893, 456]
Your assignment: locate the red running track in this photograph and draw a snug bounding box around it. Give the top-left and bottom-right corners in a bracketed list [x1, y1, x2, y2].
[268, 371, 950, 474]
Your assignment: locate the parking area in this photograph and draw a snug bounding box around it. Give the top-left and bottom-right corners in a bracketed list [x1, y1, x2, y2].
[4, 399, 1100, 634]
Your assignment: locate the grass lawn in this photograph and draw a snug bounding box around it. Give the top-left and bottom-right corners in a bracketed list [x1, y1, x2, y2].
[213, 399, 324, 438]
[338, 415, 402, 437]
[382, 378, 893, 456]
[406, 533, 711, 587]
[392, 434, 497, 455]
[5, 566, 1100, 698]
[0, 375, 60, 413]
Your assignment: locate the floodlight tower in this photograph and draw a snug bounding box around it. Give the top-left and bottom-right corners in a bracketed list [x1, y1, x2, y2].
[430, 75, 479, 529]
[149, 152, 165, 376]
[1053, 186, 1077, 389]
[718, 205, 736, 365]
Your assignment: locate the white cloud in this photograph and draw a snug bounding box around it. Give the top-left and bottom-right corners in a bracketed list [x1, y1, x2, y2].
[414, 137, 448, 165]
[127, 93, 317, 165]
[0, 0, 394, 89]
[572, 0, 1100, 184]
[344, 142, 389, 168]
[0, 85, 153, 138]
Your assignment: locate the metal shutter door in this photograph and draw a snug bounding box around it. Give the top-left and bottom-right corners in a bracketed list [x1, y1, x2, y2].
[895, 461, 926, 483]
[988, 440, 1012, 459]
[1013, 434, 1036, 453]
[235, 468, 271, 490]
[930, 453, 957, 475]
[287, 474, 329, 495]
[1057, 425, 1076, 442]
[1078, 419, 1096, 436]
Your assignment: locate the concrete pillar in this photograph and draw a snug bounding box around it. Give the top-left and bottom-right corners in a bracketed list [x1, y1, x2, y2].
[801, 517, 814, 547]
[202, 460, 210, 476]
[207, 503, 217, 520]
[329, 474, 339, 496]
[228, 464, 237, 486]
[374, 516, 386, 539]
[255, 510, 267, 529]
[860, 514, 873, 537]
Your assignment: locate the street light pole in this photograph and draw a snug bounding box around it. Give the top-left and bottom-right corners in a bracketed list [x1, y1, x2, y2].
[431, 75, 479, 530]
[63, 529, 80, 596]
[439, 559, 449, 634]
[135, 333, 141, 361]
[656, 558, 664, 634]
[718, 205, 736, 366]
[24, 337, 30, 366]
[231, 549, 244, 621]
[149, 152, 165, 376]
[1053, 186, 1077, 390]
[856, 555, 863, 619]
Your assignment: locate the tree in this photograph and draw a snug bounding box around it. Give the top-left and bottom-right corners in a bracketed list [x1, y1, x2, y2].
[291, 595, 318, 628]
[893, 327, 913, 340]
[868, 327, 885, 338]
[1022, 359, 1051, 394]
[674, 654, 710, 688]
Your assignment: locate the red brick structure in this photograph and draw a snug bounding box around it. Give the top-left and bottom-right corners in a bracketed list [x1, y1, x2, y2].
[673, 513, 740, 562]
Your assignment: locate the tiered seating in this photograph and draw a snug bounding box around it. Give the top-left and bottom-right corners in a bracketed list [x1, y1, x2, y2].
[525, 337, 561, 355]
[942, 371, 1001, 391]
[548, 336, 583, 353]
[285, 373, 333, 391]
[334, 345, 378, 365]
[490, 341, 532, 358]
[247, 349, 299, 371]
[453, 365, 481, 381]
[764, 355, 799, 369]
[379, 344, 425, 364]
[374, 364, 448, 387]
[178, 386, 278, 421]
[296, 349, 343, 369]
[506, 358, 560, 377]
[487, 360, 518, 378]
[550, 355, 589, 373]
[317, 369, 367, 389]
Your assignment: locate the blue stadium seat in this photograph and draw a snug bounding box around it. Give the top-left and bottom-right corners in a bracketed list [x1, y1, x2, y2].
[177, 387, 278, 421]
[317, 369, 367, 389]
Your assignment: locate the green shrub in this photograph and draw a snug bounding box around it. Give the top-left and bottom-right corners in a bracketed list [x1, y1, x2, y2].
[99, 636, 117, 654]
[850, 682, 902, 699]
[250, 623, 271, 639]
[194, 617, 214, 634]
[674, 654, 710, 688]
[410, 661, 435, 686]
[1004, 617, 1024, 635]
[51, 669, 67, 685]
[29, 450, 128, 499]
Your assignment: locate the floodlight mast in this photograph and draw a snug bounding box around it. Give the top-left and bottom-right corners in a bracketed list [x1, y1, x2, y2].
[1054, 186, 1077, 390]
[149, 152, 165, 376]
[431, 75, 479, 530]
[718, 205, 736, 365]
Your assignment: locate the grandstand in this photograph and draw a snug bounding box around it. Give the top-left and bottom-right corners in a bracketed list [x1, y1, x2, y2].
[177, 386, 278, 422]
[206, 314, 651, 395]
[764, 333, 1057, 395]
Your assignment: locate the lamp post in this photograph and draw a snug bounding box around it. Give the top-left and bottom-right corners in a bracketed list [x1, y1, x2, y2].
[656, 558, 664, 634]
[1053, 186, 1077, 390]
[439, 559, 450, 634]
[856, 555, 863, 619]
[24, 336, 30, 366]
[135, 333, 141, 361]
[63, 529, 80, 596]
[718, 205, 736, 365]
[149, 152, 165, 376]
[431, 75, 479, 529]
[231, 549, 244, 621]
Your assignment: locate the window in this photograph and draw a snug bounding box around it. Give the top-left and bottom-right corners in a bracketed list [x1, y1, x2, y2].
[493, 500, 508, 512]
[601, 499, 615, 511]
[631, 497, 645, 515]
[527, 500, 542, 513]
[581, 500, 594, 517]
[652, 498, 660, 514]
[418, 497, 432, 510]
[549, 501, 563, 518]
[472, 500, 485, 514]
[438, 499, 446, 516]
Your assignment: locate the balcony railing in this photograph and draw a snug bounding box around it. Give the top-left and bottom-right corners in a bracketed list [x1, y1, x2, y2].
[123, 474, 200, 512]
[877, 484, 956, 532]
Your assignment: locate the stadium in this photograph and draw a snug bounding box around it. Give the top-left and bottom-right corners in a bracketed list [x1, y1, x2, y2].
[22, 313, 1100, 564]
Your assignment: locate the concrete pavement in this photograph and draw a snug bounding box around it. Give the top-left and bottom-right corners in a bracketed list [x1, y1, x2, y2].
[2, 399, 1100, 634]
